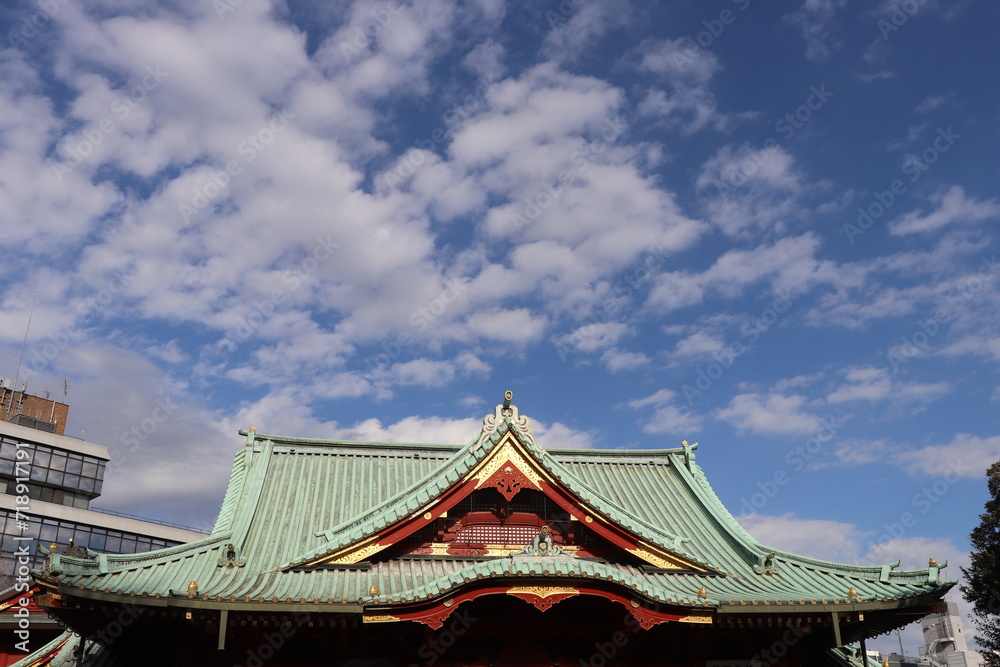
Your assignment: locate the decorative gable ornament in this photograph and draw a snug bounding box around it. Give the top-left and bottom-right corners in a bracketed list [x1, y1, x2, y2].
[218, 543, 245, 568]
[474, 390, 536, 450]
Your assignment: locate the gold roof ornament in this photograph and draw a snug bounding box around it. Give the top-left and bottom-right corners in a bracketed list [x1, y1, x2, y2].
[187, 581, 198, 592]
[369, 585, 379, 596]
[928, 557, 938, 567]
[249, 426, 256, 431]
[847, 586, 858, 597]
[49, 543, 58, 552]
[697, 586, 708, 598]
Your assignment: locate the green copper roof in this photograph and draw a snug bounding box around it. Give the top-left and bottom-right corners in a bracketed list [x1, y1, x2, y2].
[35, 404, 954, 618]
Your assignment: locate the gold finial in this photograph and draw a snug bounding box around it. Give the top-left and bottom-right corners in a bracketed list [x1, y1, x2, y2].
[682, 440, 689, 446]
[249, 426, 256, 432]
[928, 557, 938, 567]
[369, 585, 379, 596]
[847, 586, 858, 597]
[49, 543, 58, 552]
[697, 586, 708, 598]
[187, 581, 199, 592]
[882, 662, 889, 667]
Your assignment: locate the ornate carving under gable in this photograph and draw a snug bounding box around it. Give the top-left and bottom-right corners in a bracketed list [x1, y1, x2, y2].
[513, 525, 568, 557]
[469, 443, 543, 493]
[506, 586, 578, 611]
[484, 459, 536, 501]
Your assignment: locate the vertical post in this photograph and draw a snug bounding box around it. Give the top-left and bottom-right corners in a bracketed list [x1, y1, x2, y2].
[831, 612, 842, 647]
[218, 609, 228, 650]
[860, 637, 869, 666]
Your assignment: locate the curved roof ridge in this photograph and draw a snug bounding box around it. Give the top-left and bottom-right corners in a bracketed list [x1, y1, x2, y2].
[226, 437, 276, 551]
[668, 458, 770, 568]
[238, 428, 466, 451]
[516, 432, 721, 570]
[765, 547, 950, 583]
[211, 447, 248, 535]
[280, 435, 492, 568]
[42, 533, 232, 577]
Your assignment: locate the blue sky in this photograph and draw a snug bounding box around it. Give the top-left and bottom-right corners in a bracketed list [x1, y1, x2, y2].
[1, 0, 998, 653]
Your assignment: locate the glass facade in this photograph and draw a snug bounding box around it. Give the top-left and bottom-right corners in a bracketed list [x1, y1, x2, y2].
[0, 509, 178, 573]
[0, 424, 196, 586]
[0, 434, 106, 506]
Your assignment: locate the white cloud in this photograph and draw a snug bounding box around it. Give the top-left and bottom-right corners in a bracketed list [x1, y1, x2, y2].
[672, 331, 727, 359]
[634, 39, 728, 134]
[461, 39, 505, 80]
[737, 512, 863, 562]
[533, 421, 597, 449]
[896, 434, 1000, 479]
[915, 93, 953, 114]
[647, 234, 831, 313]
[827, 366, 949, 406]
[464, 308, 548, 344]
[889, 185, 1000, 236]
[541, 1, 630, 64]
[717, 393, 822, 435]
[554, 321, 629, 354]
[330, 414, 481, 444]
[600, 347, 650, 373]
[636, 39, 720, 86]
[625, 389, 702, 434]
[696, 143, 806, 235]
[785, 0, 848, 61]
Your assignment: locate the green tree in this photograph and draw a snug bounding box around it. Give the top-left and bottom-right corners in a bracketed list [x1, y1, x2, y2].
[962, 460, 1000, 666]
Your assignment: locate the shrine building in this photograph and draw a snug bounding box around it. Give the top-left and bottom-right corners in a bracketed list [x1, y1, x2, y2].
[20, 393, 952, 666]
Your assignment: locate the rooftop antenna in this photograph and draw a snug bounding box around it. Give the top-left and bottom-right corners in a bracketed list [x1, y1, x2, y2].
[63, 379, 70, 398]
[8, 289, 37, 421]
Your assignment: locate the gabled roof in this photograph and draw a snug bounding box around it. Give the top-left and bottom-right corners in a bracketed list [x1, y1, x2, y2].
[33, 395, 954, 631]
